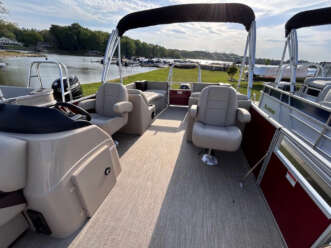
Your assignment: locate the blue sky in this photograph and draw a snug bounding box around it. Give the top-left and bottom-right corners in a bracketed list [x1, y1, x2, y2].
[4, 0, 331, 61]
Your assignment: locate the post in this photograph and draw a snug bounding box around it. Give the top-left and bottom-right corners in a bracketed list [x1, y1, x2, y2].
[289, 30, 298, 93]
[275, 38, 288, 86]
[247, 21, 256, 99]
[118, 38, 123, 84]
[58, 64, 65, 102]
[198, 64, 202, 83]
[237, 32, 249, 89]
[167, 64, 174, 83]
[102, 30, 118, 84]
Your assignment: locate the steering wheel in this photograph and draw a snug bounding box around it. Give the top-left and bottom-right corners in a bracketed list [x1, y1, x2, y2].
[55, 102, 91, 121]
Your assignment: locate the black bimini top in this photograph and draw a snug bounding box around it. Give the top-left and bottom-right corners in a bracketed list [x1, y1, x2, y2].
[285, 7, 331, 37]
[117, 3, 255, 37]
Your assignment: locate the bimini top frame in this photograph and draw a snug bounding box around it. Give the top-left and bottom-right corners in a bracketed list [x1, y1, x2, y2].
[101, 3, 256, 98]
[275, 7, 331, 93]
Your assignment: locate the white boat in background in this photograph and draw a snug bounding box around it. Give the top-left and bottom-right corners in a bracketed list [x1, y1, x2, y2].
[253, 64, 315, 81]
[259, 7, 331, 159]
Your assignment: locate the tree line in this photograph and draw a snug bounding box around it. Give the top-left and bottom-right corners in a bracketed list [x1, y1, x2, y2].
[0, 21, 295, 64]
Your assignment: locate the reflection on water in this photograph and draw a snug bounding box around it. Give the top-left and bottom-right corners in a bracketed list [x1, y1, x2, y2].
[0, 53, 156, 88]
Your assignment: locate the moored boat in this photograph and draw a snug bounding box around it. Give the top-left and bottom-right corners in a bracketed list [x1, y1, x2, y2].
[0, 3, 329, 248]
[259, 7, 331, 161]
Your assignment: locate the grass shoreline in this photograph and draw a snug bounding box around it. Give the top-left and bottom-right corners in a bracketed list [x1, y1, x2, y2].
[81, 67, 264, 100]
[0, 50, 46, 58]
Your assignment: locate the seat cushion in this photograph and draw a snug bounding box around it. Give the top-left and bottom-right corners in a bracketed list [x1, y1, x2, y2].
[91, 113, 126, 136]
[146, 89, 166, 97]
[143, 90, 165, 103]
[190, 92, 201, 98]
[192, 122, 242, 151]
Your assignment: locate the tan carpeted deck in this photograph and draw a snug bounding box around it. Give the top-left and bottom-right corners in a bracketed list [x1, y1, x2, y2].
[14, 106, 285, 248]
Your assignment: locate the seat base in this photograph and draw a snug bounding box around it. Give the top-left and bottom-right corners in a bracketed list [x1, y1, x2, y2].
[201, 153, 218, 166]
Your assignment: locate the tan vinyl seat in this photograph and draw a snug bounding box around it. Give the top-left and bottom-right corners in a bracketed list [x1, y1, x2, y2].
[121, 89, 156, 135]
[88, 83, 133, 136]
[143, 91, 164, 103]
[190, 86, 251, 165]
[0, 135, 29, 246]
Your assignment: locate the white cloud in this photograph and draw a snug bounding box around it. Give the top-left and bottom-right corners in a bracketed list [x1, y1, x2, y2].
[5, 0, 331, 61]
[57, 0, 160, 24]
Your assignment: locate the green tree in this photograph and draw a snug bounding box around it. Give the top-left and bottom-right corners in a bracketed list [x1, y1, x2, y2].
[120, 36, 136, 58]
[20, 30, 43, 46]
[0, 21, 20, 40]
[227, 64, 238, 82]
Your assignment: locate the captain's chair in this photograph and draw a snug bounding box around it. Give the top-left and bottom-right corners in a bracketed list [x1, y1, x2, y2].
[190, 86, 251, 166]
[83, 83, 133, 137]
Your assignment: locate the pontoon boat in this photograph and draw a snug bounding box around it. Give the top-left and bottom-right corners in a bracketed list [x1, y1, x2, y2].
[259, 7, 331, 161]
[0, 3, 330, 248]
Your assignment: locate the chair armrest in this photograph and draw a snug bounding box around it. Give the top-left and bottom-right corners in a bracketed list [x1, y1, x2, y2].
[237, 108, 251, 123]
[78, 99, 96, 111]
[190, 105, 198, 118]
[113, 101, 133, 114]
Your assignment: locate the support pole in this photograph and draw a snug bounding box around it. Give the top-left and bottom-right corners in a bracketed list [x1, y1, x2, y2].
[167, 64, 174, 83]
[118, 38, 123, 84]
[237, 32, 249, 89]
[275, 38, 288, 87]
[289, 30, 298, 93]
[247, 21, 256, 99]
[102, 30, 118, 84]
[198, 64, 202, 83]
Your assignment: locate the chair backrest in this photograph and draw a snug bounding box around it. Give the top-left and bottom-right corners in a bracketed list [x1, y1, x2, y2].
[146, 81, 168, 91]
[192, 83, 216, 92]
[128, 89, 149, 105]
[197, 86, 238, 126]
[96, 83, 128, 117]
[317, 85, 331, 103]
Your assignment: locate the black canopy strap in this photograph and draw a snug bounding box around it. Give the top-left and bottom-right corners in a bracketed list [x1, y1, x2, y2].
[285, 7, 331, 37]
[117, 3, 255, 37]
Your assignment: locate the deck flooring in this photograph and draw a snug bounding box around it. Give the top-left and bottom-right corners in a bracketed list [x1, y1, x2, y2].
[14, 106, 285, 248]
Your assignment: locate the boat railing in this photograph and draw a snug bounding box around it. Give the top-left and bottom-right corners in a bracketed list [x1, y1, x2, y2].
[28, 60, 73, 102]
[244, 103, 330, 247]
[274, 128, 330, 216]
[259, 85, 331, 160]
[167, 63, 202, 85]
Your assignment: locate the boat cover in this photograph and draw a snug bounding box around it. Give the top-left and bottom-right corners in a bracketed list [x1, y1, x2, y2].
[285, 7, 331, 36]
[117, 3, 255, 36]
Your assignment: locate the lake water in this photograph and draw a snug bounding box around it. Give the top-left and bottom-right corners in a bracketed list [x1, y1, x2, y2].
[0, 54, 156, 88]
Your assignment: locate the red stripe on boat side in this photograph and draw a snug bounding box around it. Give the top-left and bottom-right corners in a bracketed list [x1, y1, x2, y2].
[261, 154, 330, 248]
